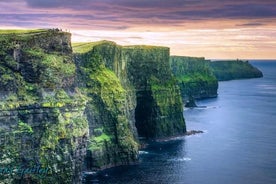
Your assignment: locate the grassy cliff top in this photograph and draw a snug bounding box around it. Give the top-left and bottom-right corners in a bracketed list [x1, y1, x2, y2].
[0, 29, 70, 41]
[0, 29, 48, 35]
[210, 60, 252, 66]
[72, 40, 169, 54]
[72, 40, 117, 53]
[123, 45, 169, 50]
[171, 55, 206, 60]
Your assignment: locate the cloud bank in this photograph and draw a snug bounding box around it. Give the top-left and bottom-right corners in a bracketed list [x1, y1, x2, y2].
[0, 0, 276, 59]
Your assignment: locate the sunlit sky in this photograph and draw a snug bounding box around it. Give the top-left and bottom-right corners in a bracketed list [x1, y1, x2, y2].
[1, 0, 276, 59]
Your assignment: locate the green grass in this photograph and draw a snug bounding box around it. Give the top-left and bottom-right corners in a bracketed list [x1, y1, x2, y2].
[72, 40, 116, 53]
[0, 29, 47, 35]
[123, 45, 169, 50]
[88, 133, 112, 151]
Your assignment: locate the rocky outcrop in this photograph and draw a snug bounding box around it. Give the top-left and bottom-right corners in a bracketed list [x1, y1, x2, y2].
[210, 60, 263, 81]
[170, 56, 218, 104]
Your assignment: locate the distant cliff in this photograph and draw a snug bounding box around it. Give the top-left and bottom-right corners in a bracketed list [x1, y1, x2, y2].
[170, 56, 218, 105]
[0, 30, 186, 183]
[210, 60, 263, 81]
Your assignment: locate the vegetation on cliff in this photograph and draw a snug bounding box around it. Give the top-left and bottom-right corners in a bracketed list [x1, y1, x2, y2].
[210, 60, 263, 81]
[123, 46, 186, 138]
[170, 56, 218, 102]
[0, 29, 88, 183]
[74, 41, 139, 170]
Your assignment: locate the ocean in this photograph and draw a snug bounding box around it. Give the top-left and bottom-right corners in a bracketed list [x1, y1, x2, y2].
[85, 61, 276, 184]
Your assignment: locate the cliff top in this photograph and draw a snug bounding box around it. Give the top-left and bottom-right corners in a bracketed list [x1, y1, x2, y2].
[123, 45, 169, 50]
[171, 55, 206, 60]
[0, 29, 70, 41]
[211, 59, 248, 63]
[72, 40, 169, 54]
[0, 29, 47, 35]
[72, 40, 117, 53]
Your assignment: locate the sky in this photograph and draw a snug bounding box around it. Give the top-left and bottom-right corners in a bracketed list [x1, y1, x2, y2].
[1, 0, 276, 59]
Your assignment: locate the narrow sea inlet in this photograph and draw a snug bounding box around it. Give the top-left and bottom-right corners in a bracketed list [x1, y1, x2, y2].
[86, 61, 276, 184]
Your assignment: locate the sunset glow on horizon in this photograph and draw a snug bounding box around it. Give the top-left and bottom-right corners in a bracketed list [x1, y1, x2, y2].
[1, 0, 276, 59]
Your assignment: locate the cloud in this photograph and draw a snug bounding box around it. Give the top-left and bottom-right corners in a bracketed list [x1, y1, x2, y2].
[236, 22, 265, 27]
[23, 0, 276, 20]
[1, 0, 276, 59]
[25, 0, 84, 8]
[0, 0, 274, 31]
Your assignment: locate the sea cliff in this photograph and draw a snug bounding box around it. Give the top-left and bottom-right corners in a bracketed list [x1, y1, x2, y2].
[170, 56, 218, 105]
[0, 29, 88, 183]
[0, 30, 186, 183]
[210, 60, 263, 81]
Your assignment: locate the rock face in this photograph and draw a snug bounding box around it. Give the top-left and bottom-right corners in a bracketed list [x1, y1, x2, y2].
[73, 41, 139, 171]
[210, 60, 263, 81]
[0, 31, 186, 183]
[170, 56, 218, 103]
[123, 46, 186, 139]
[0, 29, 88, 183]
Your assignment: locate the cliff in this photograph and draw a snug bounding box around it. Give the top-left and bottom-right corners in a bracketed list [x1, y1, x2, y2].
[170, 56, 218, 104]
[123, 46, 186, 139]
[73, 41, 186, 149]
[0, 30, 186, 184]
[73, 41, 139, 171]
[0, 29, 88, 183]
[210, 60, 263, 81]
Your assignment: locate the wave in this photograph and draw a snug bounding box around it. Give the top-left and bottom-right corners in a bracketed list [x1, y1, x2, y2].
[168, 157, 192, 162]
[196, 106, 218, 109]
[257, 84, 276, 90]
[184, 106, 219, 111]
[139, 151, 149, 155]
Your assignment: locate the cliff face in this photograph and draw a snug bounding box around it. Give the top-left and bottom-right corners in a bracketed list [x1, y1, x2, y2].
[0, 30, 88, 183]
[210, 60, 263, 81]
[73, 41, 139, 170]
[170, 56, 218, 103]
[123, 46, 186, 139]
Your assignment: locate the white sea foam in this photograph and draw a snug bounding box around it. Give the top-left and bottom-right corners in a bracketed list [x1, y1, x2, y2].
[196, 106, 218, 110]
[139, 151, 149, 155]
[169, 157, 192, 162]
[258, 84, 276, 90]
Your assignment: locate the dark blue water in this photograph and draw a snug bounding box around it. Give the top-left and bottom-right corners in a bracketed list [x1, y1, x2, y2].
[87, 61, 276, 184]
